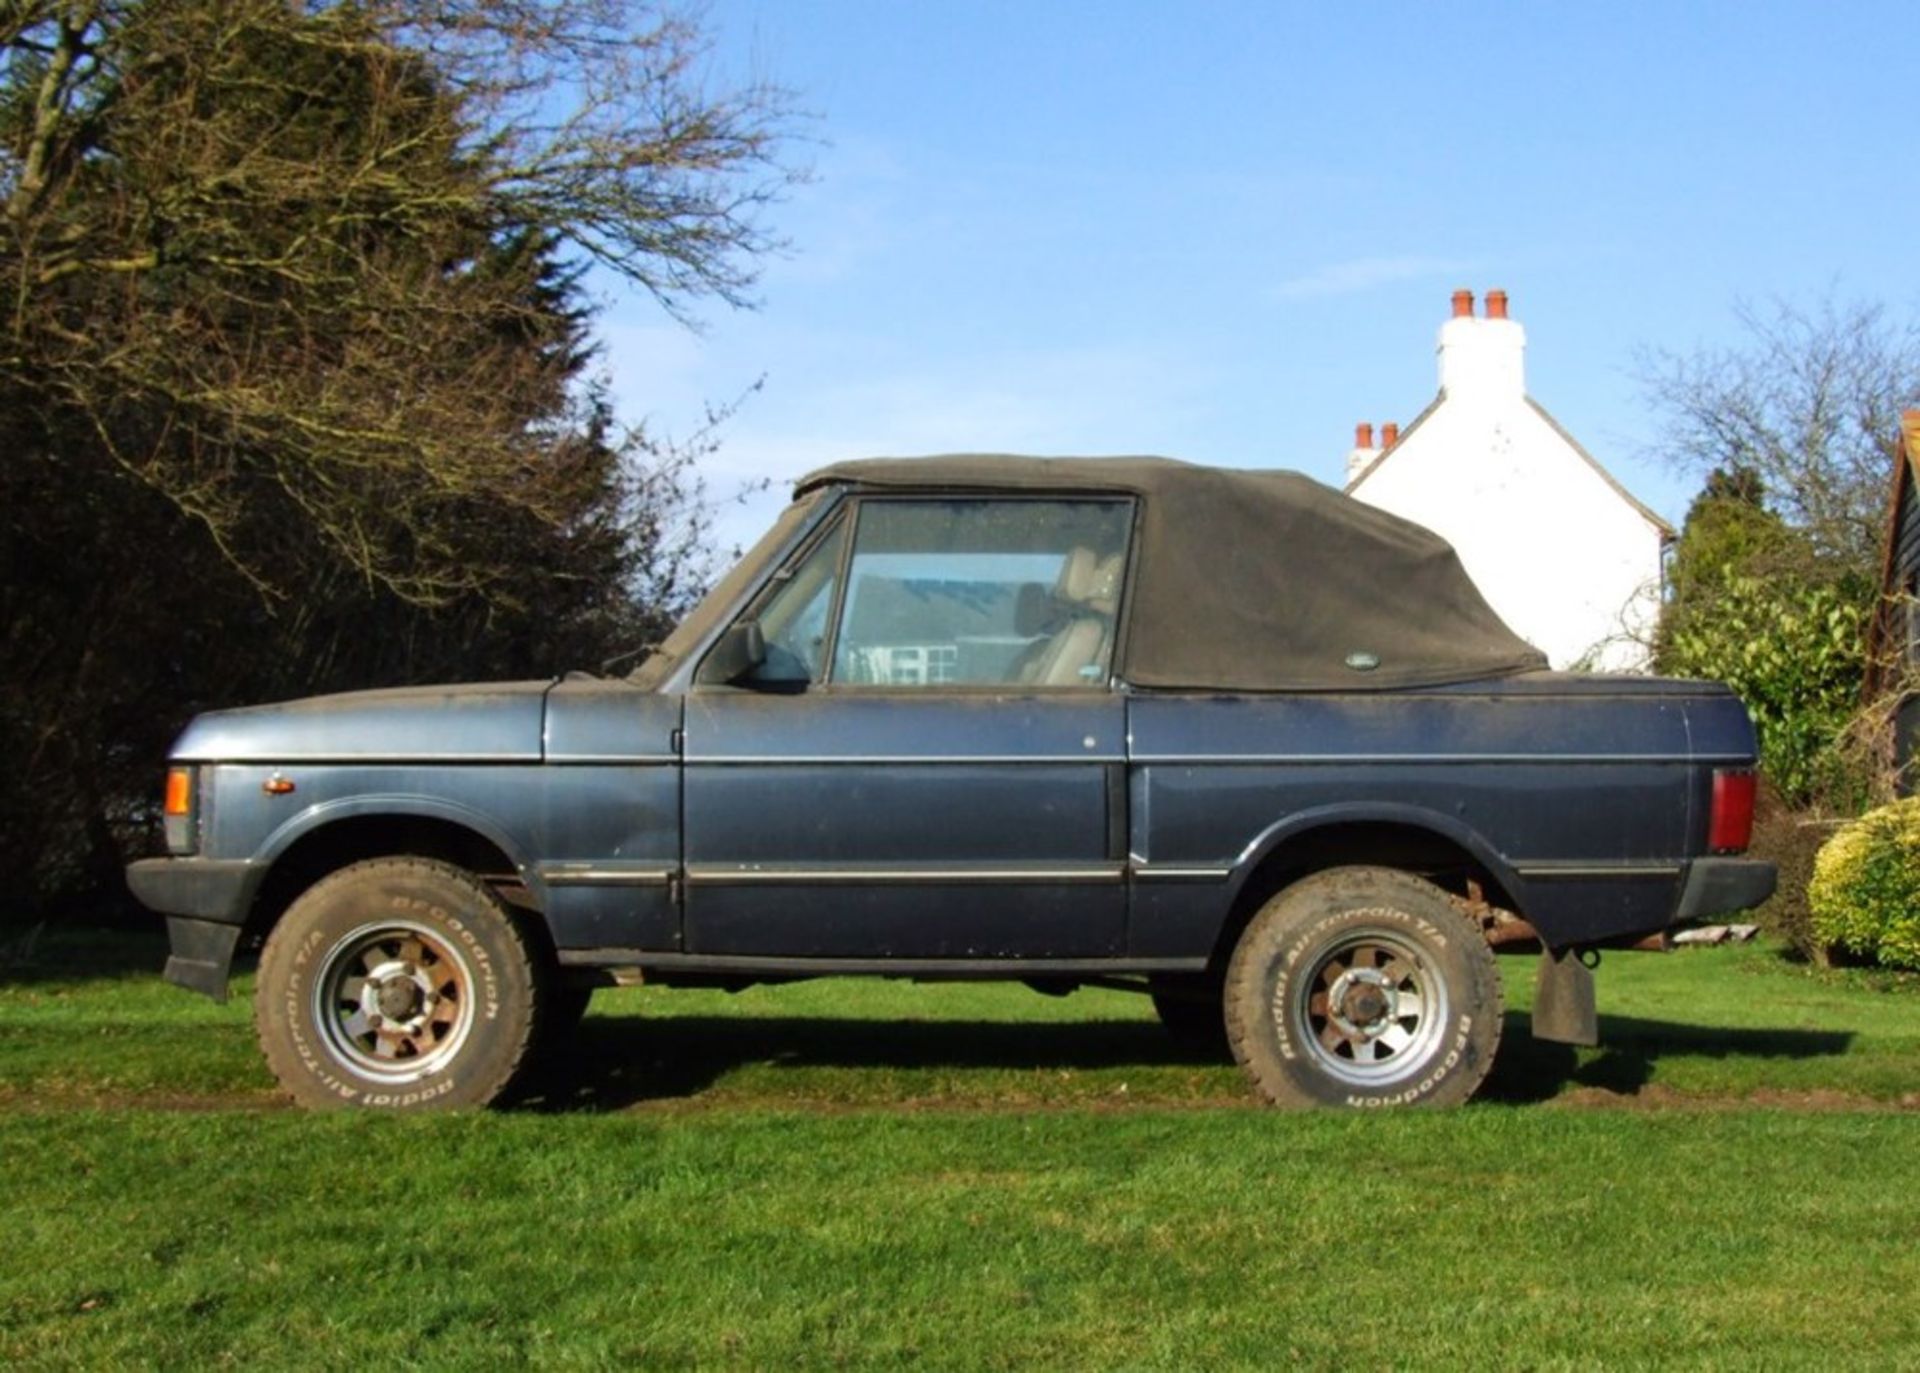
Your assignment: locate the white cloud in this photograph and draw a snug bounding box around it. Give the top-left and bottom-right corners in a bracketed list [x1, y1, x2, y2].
[1271, 255, 1474, 301]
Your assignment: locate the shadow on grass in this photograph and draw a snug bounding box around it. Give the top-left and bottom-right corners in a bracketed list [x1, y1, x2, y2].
[0, 924, 171, 986]
[516, 1014, 1226, 1111]
[516, 1007, 1859, 1111]
[1483, 1010, 1855, 1103]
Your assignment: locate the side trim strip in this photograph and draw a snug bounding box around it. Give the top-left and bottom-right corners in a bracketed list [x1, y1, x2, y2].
[541, 862, 1683, 890]
[1131, 753, 1750, 766]
[1515, 863, 1684, 880]
[547, 864, 1234, 887]
[556, 951, 1210, 976]
[541, 867, 675, 887]
[542, 755, 679, 765]
[684, 864, 1126, 886]
[685, 754, 1119, 765]
[1130, 865, 1233, 882]
[183, 753, 542, 765]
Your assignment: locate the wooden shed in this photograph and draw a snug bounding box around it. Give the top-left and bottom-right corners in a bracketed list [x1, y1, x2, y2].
[1864, 410, 1920, 792]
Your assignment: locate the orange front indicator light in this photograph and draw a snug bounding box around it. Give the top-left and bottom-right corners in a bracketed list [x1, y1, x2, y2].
[164, 768, 193, 816]
[163, 767, 197, 854]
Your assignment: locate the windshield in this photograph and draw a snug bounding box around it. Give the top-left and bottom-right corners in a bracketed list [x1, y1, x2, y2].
[626, 489, 828, 689]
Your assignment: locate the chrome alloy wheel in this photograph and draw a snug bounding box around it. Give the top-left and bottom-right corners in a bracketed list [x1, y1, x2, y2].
[313, 920, 476, 1083]
[1285, 927, 1449, 1085]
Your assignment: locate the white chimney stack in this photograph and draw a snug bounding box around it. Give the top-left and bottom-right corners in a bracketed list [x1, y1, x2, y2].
[1345, 421, 1381, 483]
[1437, 286, 1526, 400]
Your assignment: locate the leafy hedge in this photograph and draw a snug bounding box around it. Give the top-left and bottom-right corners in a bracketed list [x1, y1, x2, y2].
[1809, 799, 1920, 970]
[1660, 570, 1872, 807]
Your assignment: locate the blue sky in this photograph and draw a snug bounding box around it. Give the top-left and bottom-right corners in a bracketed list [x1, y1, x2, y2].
[598, 2, 1920, 554]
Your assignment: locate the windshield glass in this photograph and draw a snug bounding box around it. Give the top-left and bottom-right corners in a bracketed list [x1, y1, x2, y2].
[626, 489, 827, 688]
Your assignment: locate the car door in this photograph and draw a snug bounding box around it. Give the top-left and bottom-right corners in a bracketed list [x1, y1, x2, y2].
[680, 494, 1134, 959]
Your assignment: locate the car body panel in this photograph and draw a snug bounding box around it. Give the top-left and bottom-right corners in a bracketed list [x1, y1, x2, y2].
[171, 681, 551, 762]
[682, 691, 1125, 956]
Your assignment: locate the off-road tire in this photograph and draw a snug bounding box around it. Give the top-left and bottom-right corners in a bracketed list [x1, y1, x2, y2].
[1224, 866, 1503, 1109]
[255, 858, 541, 1111]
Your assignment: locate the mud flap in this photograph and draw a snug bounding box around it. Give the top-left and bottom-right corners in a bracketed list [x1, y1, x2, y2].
[163, 916, 243, 1003]
[1532, 947, 1598, 1046]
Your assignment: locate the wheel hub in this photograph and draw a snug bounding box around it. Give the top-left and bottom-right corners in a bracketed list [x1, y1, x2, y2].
[1287, 926, 1445, 1084]
[316, 923, 473, 1081]
[367, 962, 435, 1029]
[1328, 968, 1397, 1038]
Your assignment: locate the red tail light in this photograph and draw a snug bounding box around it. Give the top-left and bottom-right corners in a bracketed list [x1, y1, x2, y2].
[1708, 769, 1756, 853]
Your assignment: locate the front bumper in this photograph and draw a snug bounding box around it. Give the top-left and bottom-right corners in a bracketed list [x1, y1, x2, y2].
[1674, 857, 1778, 921]
[127, 858, 262, 1002]
[126, 856, 258, 922]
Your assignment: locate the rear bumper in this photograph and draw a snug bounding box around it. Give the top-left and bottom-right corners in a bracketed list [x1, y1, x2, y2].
[127, 858, 261, 1002]
[1675, 857, 1777, 921]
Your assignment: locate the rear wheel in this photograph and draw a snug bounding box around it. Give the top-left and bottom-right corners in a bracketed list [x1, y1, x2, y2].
[255, 858, 541, 1111]
[1224, 867, 1503, 1108]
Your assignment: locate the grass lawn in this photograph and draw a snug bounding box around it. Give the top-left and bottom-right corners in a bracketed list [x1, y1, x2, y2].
[2, 929, 1917, 1366]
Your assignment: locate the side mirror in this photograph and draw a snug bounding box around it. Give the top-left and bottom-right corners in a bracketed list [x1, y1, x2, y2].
[702, 619, 767, 684]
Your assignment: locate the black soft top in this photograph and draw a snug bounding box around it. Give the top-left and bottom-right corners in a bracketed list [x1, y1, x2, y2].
[798, 455, 1547, 691]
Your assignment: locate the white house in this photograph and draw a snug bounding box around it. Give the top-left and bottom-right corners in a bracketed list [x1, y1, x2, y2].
[1342, 289, 1671, 672]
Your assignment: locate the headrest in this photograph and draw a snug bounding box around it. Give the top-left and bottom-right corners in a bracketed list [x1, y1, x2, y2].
[1020, 549, 1124, 636]
[1083, 553, 1123, 615]
[1014, 581, 1058, 636]
[1054, 548, 1123, 613]
[1055, 547, 1100, 601]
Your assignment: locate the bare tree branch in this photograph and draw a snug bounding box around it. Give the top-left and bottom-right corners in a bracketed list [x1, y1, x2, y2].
[1637, 294, 1920, 571]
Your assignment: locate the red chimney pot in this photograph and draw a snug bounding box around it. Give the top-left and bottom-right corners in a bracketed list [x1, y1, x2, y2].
[1355, 422, 1375, 449]
[1485, 289, 1509, 320]
[1381, 421, 1400, 448]
[1451, 289, 1474, 319]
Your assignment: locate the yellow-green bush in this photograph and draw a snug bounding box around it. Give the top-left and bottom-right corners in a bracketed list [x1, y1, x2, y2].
[1809, 799, 1920, 970]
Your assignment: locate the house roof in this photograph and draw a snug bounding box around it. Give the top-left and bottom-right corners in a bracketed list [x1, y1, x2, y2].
[1525, 398, 1675, 540]
[1342, 393, 1442, 493]
[1342, 390, 1676, 542]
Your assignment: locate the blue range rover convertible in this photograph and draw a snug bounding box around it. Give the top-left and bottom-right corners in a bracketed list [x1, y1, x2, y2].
[129, 456, 1775, 1110]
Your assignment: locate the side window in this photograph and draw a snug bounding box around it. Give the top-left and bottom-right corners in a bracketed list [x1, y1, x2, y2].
[830, 499, 1132, 688]
[735, 516, 849, 686]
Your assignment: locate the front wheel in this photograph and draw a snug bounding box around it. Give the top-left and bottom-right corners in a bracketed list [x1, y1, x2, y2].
[255, 858, 542, 1111]
[1224, 867, 1503, 1108]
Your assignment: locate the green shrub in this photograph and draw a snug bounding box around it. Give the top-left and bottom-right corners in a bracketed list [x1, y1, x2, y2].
[1746, 787, 1846, 961]
[1660, 569, 1873, 807]
[1654, 478, 1878, 809]
[1809, 799, 1920, 969]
